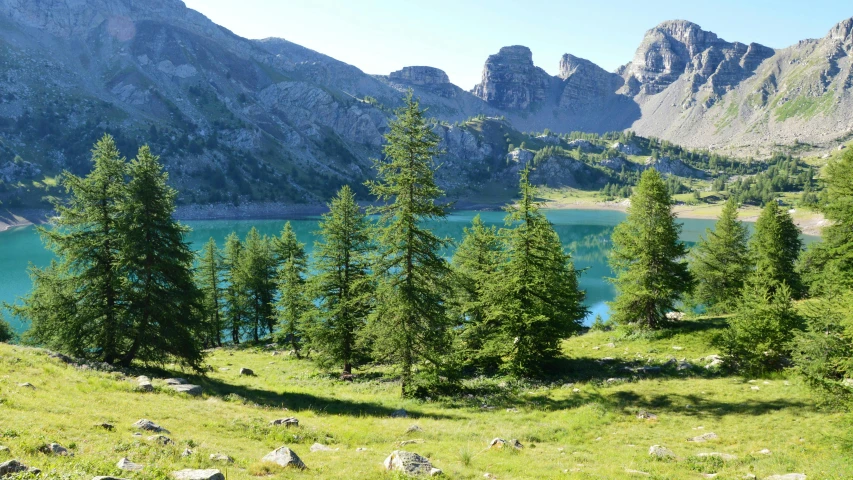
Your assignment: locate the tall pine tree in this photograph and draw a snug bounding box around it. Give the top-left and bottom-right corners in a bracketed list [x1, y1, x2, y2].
[222, 232, 247, 344]
[241, 228, 277, 342]
[609, 168, 692, 329]
[116, 146, 204, 368]
[19, 135, 128, 364]
[749, 201, 803, 297]
[197, 237, 224, 347]
[307, 186, 373, 374]
[274, 222, 308, 270]
[276, 256, 310, 358]
[451, 215, 502, 369]
[366, 91, 452, 397]
[482, 167, 587, 376]
[689, 198, 751, 313]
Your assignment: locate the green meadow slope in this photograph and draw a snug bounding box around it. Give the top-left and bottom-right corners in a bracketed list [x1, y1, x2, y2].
[0, 317, 850, 479]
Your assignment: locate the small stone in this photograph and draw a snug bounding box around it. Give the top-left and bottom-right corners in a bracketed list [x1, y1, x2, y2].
[384, 450, 435, 476]
[648, 445, 675, 458]
[181, 448, 193, 457]
[261, 447, 306, 469]
[398, 439, 423, 447]
[269, 417, 299, 427]
[751, 386, 760, 391]
[757, 448, 772, 455]
[743, 475, 757, 479]
[40, 443, 71, 456]
[406, 425, 423, 434]
[170, 384, 203, 396]
[239, 368, 254, 376]
[672, 346, 683, 351]
[356, 447, 368, 452]
[171, 469, 225, 480]
[164, 378, 188, 385]
[637, 411, 657, 420]
[697, 452, 736, 461]
[116, 458, 144, 471]
[765, 475, 806, 480]
[147, 435, 173, 445]
[391, 408, 408, 418]
[572, 388, 580, 393]
[0, 446, 8, 453]
[133, 419, 167, 433]
[605, 377, 626, 384]
[209, 453, 233, 463]
[489, 438, 523, 449]
[17, 383, 35, 389]
[309, 443, 337, 452]
[429, 467, 443, 476]
[688, 432, 719, 442]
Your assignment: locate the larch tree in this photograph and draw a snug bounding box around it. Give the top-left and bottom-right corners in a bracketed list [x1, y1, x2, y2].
[365, 91, 453, 397]
[689, 198, 751, 313]
[749, 201, 803, 297]
[482, 167, 587, 376]
[197, 237, 224, 347]
[241, 227, 277, 342]
[222, 232, 247, 344]
[18, 135, 128, 364]
[608, 168, 692, 329]
[116, 146, 203, 368]
[307, 185, 374, 375]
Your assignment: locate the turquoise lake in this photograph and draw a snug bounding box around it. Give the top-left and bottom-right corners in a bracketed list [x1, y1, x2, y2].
[0, 209, 816, 332]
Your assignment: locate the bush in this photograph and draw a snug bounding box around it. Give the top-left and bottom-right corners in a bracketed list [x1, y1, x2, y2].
[0, 314, 14, 343]
[720, 280, 803, 375]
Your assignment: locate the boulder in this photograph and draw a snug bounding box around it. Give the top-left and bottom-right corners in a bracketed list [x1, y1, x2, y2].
[688, 432, 719, 442]
[261, 447, 306, 469]
[147, 435, 173, 445]
[164, 378, 188, 385]
[40, 443, 71, 456]
[309, 443, 337, 452]
[171, 469, 225, 480]
[765, 475, 806, 480]
[133, 419, 167, 433]
[383, 450, 437, 476]
[391, 409, 408, 418]
[406, 425, 424, 434]
[648, 445, 675, 458]
[269, 417, 299, 427]
[208, 453, 233, 463]
[0, 460, 32, 476]
[612, 142, 641, 155]
[697, 452, 736, 461]
[116, 458, 143, 471]
[170, 384, 203, 396]
[637, 411, 658, 420]
[239, 368, 254, 376]
[489, 438, 523, 449]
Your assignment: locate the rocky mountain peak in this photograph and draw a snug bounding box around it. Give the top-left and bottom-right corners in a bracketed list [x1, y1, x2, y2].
[472, 45, 552, 110]
[389, 66, 450, 86]
[828, 17, 853, 49]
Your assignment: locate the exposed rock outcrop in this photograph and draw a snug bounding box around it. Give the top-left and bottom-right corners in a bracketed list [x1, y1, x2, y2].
[472, 46, 553, 110]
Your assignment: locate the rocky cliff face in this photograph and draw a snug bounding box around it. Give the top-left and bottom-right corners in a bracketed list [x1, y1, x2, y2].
[385, 66, 457, 98]
[472, 46, 554, 110]
[558, 54, 624, 111]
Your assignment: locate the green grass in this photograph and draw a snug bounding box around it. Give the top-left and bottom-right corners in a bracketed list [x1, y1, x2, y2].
[774, 93, 835, 122]
[0, 317, 850, 479]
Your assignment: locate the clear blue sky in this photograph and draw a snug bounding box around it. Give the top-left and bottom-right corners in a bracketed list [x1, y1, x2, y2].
[182, 0, 852, 89]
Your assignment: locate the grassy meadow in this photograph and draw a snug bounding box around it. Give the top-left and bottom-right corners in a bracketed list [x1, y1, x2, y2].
[0, 317, 850, 479]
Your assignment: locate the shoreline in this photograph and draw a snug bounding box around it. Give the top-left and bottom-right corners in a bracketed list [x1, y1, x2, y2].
[0, 200, 827, 236]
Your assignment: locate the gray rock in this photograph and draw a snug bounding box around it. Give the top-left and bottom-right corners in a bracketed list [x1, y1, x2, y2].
[406, 425, 423, 434]
[147, 435, 173, 446]
[765, 475, 806, 480]
[261, 447, 306, 469]
[309, 443, 337, 452]
[383, 450, 437, 476]
[648, 445, 675, 458]
[489, 438, 523, 449]
[133, 419, 167, 433]
[389, 67, 450, 86]
[269, 417, 299, 427]
[170, 384, 203, 396]
[17, 383, 35, 389]
[688, 432, 719, 442]
[611, 142, 642, 155]
[116, 458, 143, 471]
[391, 409, 408, 418]
[208, 453, 233, 463]
[472, 46, 551, 110]
[164, 378, 188, 385]
[181, 448, 193, 457]
[40, 443, 71, 456]
[637, 411, 658, 420]
[171, 469, 225, 480]
[0, 460, 30, 476]
[239, 368, 254, 376]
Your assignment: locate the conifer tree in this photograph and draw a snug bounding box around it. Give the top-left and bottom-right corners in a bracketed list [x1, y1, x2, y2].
[750, 201, 803, 298]
[307, 186, 373, 374]
[721, 277, 803, 375]
[483, 167, 586, 376]
[689, 198, 751, 313]
[274, 222, 307, 270]
[241, 228, 277, 342]
[222, 232, 247, 344]
[197, 237, 224, 347]
[276, 256, 310, 358]
[366, 91, 452, 397]
[18, 135, 128, 364]
[115, 146, 203, 368]
[451, 215, 502, 369]
[609, 168, 692, 329]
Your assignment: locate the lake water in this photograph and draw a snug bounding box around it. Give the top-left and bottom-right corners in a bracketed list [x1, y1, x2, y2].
[0, 209, 816, 332]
